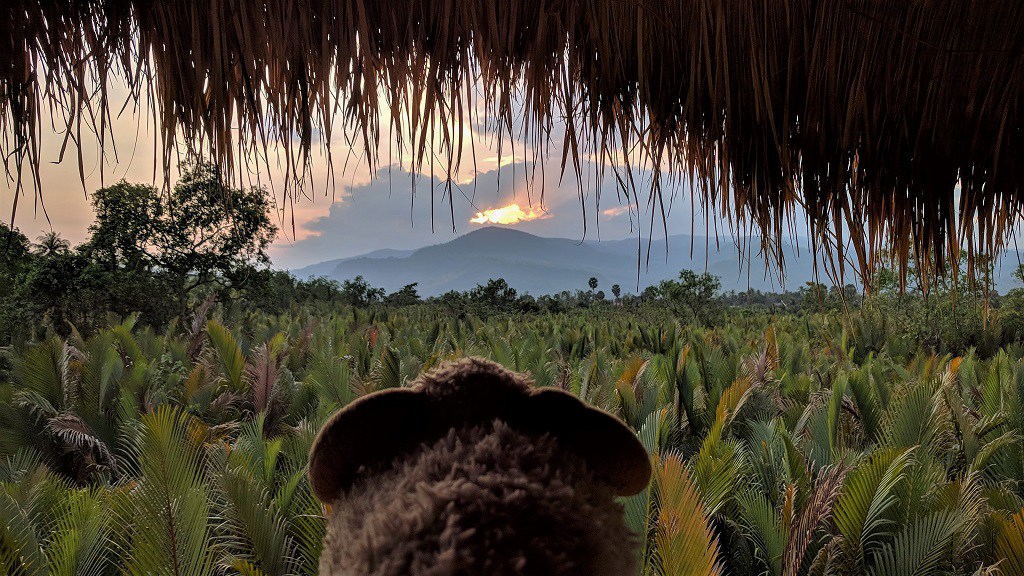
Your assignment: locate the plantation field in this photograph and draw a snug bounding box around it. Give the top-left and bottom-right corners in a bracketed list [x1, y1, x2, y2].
[3, 306, 1024, 575]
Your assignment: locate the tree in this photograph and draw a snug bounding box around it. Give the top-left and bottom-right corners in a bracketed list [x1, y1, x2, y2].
[385, 283, 421, 307]
[0, 224, 32, 277]
[86, 163, 277, 311]
[469, 278, 519, 310]
[32, 231, 70, 257]
[612, 284, 621, 300]
[588, 277, 598, 292]
[0, 224, 34, 342]
[654, 270, 722, 324]
[23, 248, 91, 330]
[340, 276, 385, 307]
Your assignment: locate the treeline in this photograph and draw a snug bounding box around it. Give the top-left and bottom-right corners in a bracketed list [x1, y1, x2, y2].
[252, 269, 1024, 359]
[4, 163, 1024, 358]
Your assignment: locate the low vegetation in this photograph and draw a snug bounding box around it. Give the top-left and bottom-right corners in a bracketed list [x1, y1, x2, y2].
[2, 302, 1024, 575]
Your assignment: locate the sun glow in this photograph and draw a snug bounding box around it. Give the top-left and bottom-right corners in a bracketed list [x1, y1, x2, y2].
[470, 203, 549, 225]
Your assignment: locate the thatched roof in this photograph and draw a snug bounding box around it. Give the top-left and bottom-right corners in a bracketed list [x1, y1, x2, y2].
[3, 1, 1023, 284]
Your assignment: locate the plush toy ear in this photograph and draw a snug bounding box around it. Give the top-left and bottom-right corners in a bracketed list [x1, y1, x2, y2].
[519, 388, 652, 496]
[309, 362, 653, 502]
[308, 388, 428, 503]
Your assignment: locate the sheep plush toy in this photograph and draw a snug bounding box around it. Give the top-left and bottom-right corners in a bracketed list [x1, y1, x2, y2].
[309, 357, 652, 576]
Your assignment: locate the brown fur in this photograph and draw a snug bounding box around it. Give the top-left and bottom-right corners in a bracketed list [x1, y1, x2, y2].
[311, 358, 649, 575]
[319, 421, 639, 576]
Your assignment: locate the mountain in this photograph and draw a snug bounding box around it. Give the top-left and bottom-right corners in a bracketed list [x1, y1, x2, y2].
[290, 227, 1023, 297]
[290, 248, 415, 279]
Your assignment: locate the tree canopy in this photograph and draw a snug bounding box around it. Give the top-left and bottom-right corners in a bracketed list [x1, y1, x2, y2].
[87, 163, 277, 298]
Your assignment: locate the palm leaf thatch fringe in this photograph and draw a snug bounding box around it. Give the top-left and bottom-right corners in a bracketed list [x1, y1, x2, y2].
[2, 1, 1023, 283]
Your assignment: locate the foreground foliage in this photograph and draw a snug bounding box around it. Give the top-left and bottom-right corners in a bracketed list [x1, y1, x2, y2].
[2, 306, 1024, 576]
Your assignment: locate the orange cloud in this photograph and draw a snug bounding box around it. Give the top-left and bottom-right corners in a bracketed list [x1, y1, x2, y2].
[470, 203, 550, 225]
[602, 206, 631, 217]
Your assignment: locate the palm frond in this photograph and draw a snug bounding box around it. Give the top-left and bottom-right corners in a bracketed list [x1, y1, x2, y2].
[44, 489, 113, 576]
[244, 341, 284, 414]
[206, 321, 245, 391]
[782, 464, 848, 576]
[116, 406, 215, 576]
[866, 511, 960, 576]
[994, 509, 1024, 576]
[14, 338, 72, 412]
[651, 453, 725, 576]
[833, 447, 916, 568]
[737, 488, 787, 575]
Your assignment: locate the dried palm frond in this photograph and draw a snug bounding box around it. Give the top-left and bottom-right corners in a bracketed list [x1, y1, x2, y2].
[244, 341, 284, 414]
[45, 412, 117, 474]
[2, 1, 1023, 283]
[782, 463, 848, 576]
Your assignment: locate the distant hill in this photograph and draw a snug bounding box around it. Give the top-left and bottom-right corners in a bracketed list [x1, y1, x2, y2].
[290, 248, 415, 280]
[290, 227, 1023, 297]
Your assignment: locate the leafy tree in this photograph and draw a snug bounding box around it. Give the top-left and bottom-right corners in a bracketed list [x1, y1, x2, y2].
[612, 284, 621, 300]
[653, 269, 722, 324]
[23, 248, 93, 332]
[469, 278, 519, 310]
[385, 283, 421, 307]
[0, 224, 34, 342]
[0, 224, 32, 280]
[1001, 288, 1024, 344]
[298, 276, 344, 302]
[230, 270, 346, 314]
[340, 275, 385, 307]
[588, 277, 598, 292]
[799, 282, 859, 313]
[86, 162, 277, 312]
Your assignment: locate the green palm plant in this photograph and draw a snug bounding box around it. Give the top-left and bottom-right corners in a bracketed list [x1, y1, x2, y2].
[1, 458, 64, 576]
[206, 320, 246, 392]
[302, 346, 354, 415]
[212, 416, 323, 575]
[8, 328, 147, 483]
[116, 406, 215, 576]
[43, 487, 118, 576]
[2, 451, 128, 576]
[832, 447, 917, 572]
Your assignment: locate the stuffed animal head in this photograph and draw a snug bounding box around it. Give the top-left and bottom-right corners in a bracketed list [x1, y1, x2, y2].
[309, 357, 652, 576]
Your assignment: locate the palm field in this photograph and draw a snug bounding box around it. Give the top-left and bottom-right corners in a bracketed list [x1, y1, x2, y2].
[3, 304, 1024, 576]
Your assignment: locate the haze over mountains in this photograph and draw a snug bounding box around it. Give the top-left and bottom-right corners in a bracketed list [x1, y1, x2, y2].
[291, 227, 1023, 297]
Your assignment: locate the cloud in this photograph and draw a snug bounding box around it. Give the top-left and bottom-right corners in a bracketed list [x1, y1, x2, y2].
[470, 203, 551, 225]
[269, 159, 714, 269]
[270, 163, 549, 268]
[601, 205, 631, 217]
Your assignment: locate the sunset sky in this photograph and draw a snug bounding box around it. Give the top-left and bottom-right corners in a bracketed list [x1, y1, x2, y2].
[0, 83, 723, 270]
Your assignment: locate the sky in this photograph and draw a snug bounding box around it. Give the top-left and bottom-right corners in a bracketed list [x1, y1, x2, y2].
[0, 82, 727, 270]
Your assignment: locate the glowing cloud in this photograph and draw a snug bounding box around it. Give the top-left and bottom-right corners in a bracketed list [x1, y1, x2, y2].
[483, 154, 518, 168]
[602, 206, 631, 217]
[470, 203, 549, 225]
